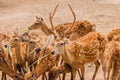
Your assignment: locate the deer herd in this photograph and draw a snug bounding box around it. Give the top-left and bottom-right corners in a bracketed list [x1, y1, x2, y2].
[0, 4, 120, 80]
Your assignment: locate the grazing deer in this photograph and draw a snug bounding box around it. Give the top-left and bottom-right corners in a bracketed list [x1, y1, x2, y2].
[102, 40, 120, 80]
[53, 32, 107, 80]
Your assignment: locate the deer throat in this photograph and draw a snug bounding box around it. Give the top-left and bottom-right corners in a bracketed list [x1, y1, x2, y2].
[61, 45, 74, 64]
[14, 45, 23, 64]
[40, 24, 53, 36]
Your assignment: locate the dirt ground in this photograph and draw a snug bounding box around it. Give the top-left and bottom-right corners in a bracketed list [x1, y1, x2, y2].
[0, 0, 120, 80]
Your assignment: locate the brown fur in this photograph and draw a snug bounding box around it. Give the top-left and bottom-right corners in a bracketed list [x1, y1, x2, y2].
[48, 63, 72, 80]
[28, 17, 54, 36]
[54, 32, 106, 80]
[108, 29, 120, 41]
[28, 17, 95, 41]
[103, 41, 120, 80]
[0, 46, 23, 80]
[24, 47, 58, 80]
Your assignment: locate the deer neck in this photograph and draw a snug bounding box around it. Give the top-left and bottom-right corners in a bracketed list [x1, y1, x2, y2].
[40, 23, 54, 36]
[61, 45, 74, 64]
[13, 44, 23, 63]
[14, 45, 20, 53]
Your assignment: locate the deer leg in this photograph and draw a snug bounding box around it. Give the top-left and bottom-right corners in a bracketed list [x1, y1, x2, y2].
[58, 75, 61, 80]
[15, 64, 22, 73]
[106, 61, 113, 80]
[118, 75, 120, 80]
[44, 73, 47, 80]
[4, 73, 7, 80]
[42, 73, 47, 80]
[1, 72, 4, 80]
[71, 68, 77, 80]
[102, 62, 107, 80]
[77, 69, 82, 80]
[105, 66, 111, 80]
[80, 65, 85, 80]
[62, 73, 66, 80]
[92, 60, 100, 80]
[102, 66, 106, 80]
[20, 65, 27, 74]
[1, 72, 7, 80]
[48, 71, 59, 80]
[2, 72, 4, 80]
[42, 74, 45, 80]
[111, 58, 120, 80]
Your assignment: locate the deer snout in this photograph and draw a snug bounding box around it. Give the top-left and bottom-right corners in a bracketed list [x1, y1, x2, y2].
[35, 47, 41, 54]
[51, 50, 55, 55]
[4, 44, 8, 48]
[28, 26, 32, 30]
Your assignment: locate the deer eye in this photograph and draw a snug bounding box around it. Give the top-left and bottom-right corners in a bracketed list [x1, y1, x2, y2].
[14, 39, 19, 41]
[4, 45, 8, 48]
[60, 43, 64, 45]
[35, 47, 41, 54]
[54, 35, 57, 39]
[67, 36, 70, 39]
[34, 23, 39, 25]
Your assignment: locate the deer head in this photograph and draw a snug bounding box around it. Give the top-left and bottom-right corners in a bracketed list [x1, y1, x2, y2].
[24, 48, 57, 80]
[28, 16, 44, 30]
[28, 5, 59, 36]
[28, 4, 76, 40]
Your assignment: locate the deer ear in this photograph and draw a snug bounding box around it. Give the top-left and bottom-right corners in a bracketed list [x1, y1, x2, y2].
[92, 24, 96, 31]
[35, 16, 40, 21]
[41, 18, 43, 21]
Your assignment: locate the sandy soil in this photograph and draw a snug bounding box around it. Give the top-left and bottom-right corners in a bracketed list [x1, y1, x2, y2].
[0, 0, 120, 80]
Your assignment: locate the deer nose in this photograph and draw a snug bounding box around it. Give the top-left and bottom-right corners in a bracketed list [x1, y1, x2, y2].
[51, 50, 55, 55]
[35, 47, 41, 54]
[28, 27, 32, 30]
[4, 45, 8, 48]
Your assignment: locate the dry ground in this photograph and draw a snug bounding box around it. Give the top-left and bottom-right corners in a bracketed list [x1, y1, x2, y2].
[0, 0, 120, 80]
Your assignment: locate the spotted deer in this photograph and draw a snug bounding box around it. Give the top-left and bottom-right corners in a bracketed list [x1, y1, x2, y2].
[53, 32, 107, 80]
[0, 45, 23, 80]
[24, 46, 58, 80]
[48, 4, 97, 80]
[28, 4, 95, 41]
[0, 33, 11, 80]
[103, 40, 120, 80]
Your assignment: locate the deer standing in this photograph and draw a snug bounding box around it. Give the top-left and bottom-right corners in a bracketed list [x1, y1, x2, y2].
[53, 32, 107, 80]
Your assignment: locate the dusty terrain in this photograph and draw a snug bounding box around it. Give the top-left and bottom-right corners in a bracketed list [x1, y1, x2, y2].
[0, 0, 120, 80]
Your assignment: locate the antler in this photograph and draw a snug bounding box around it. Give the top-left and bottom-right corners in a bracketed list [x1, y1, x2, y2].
[64, 4, 76, 36]
[49, 4, 59, 31]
